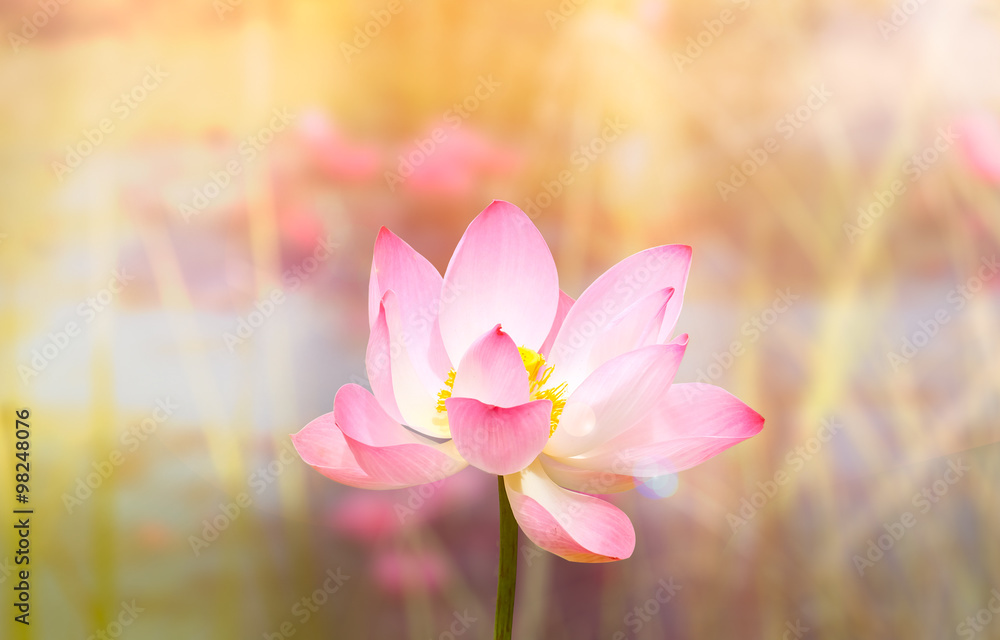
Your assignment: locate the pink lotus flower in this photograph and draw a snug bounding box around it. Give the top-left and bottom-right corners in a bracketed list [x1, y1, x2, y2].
[293, 200, 763, 563]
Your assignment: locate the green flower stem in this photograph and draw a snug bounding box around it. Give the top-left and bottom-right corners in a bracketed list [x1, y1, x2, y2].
[495, 475, 518, 640]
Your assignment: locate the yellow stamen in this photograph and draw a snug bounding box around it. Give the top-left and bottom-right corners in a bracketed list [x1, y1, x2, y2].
[518, 347, 568, 435]
[436, 347, 567, 436]
[436, 369, 456, 412]
[536, 380, 569, 436]
[520, 347, 546, 385]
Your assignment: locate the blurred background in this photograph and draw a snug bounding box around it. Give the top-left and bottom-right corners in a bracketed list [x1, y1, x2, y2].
[2, 0, 1000, 638]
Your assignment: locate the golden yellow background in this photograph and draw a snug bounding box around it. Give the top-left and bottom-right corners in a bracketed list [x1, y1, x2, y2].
[1, 0, 999, 638]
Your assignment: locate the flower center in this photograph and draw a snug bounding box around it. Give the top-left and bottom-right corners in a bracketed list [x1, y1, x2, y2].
[436, 347, 568, 436]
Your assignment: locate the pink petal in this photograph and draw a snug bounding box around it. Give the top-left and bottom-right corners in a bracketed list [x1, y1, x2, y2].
[381, 291, 451, 438]
[368, 259, 380, 326]
[540, 290, 575, 358]
[549, 245, 691, 382]
[291, 412, 408, 490]
[504, 460, 635, 563]
[452, 325, 529, 407]
[335, 384, 466, 486]
[545, 343, 687, 459]
[368, 227, 451, 377]
[667, 332, 690, 347]
[556, 287, 674, 390]
[445, 397, 552, 475]
[439, 200, 560, 364]
[568, 383, 764, 476]
[539, 455, 638, 494]
[366, 301, 404, 423]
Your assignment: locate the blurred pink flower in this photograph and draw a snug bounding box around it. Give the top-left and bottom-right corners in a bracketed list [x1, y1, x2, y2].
[297, 109, 381, 182]
[326, 471, 489, 543]
[958, 112, 1000, 183]
[293, 200, 763, 563]
[327, 492, 409, 543]
[372, 549, 449, 595]
[397, 126, 521, 196]
[276, 204, 326, 265]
